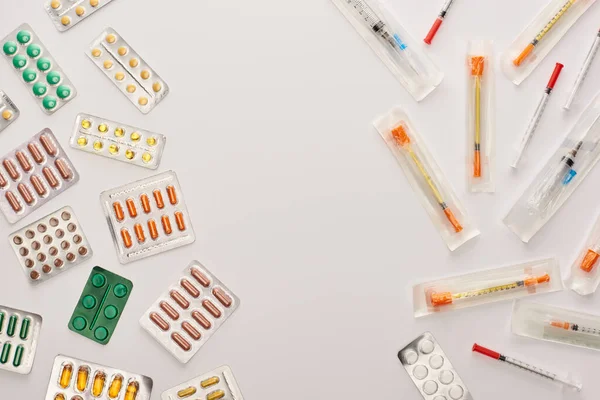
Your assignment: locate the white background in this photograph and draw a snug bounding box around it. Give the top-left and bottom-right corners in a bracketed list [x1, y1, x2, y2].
[1, 0, 600, 399]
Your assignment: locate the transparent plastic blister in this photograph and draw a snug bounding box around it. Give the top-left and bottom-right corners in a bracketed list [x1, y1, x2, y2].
[501, 0, 596, 85]
[564, 29, 600, 110]
[0, 305, 42, 374]
[413, 257, 563, 318]
[45, 0, 117, 32]
[330, 0, 443, 101]
[161, 365, 244, 400]
[504, 92, 600, 242]
[0, 90, 19, 133]
[512, 300, 600, 352]
[566, 213, 600, 295]
[373, 106, 479, 251]
[466, 40, 494, 192]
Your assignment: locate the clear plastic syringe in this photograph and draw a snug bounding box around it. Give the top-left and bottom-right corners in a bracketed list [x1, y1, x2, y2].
[549, 320, 600, 337]
[565, 29, 600, 110]
[473, 343, 582, 391]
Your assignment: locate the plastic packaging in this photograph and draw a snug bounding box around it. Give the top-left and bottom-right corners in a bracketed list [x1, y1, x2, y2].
[1, 23, 77, 114]
[161, 365, 244, 400]
[44, 354, 153, 400]
[565, 28, 600, 110]
[398, 332, 473, 400]
[0, 90, 19, 133]
[466, 40, 494, 192]
[0, 129, 79, 224]
[70, 113, 166, 169]
[413, 257, 563, 318]
[45, 0, 117, 31]
[501, 0, 596, 85]
[566, 213, 600, 295]
[9, 206, 93, 284]
[504, 92, 600, 242]
[512, 300, 600, 352]
[330, 0, 443, 101]
[373, 106, 479, 251]
[140, 261, 240, 363]
[0, 305, 42, 374]
[424, 0, 456, 45]
[87, 28, 169, 114]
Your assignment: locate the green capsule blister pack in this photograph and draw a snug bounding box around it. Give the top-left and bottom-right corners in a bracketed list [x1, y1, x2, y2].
[0, 305, 43, 374]
[68, 266, 132, 345]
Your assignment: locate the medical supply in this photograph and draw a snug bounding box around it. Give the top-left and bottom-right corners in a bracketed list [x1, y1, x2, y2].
[161, 365, 244, 400]
[565, 28, 600, 110]
[512, 63, 564, 168]
[566, 213, 600, 295]
[100, 171, 195, 264]
[9, 206, 92, 284]
[398, 332, 473, 400]
[374, 106, 479, 250]
[141, 261, 240, 363]
[68, 266, 133, 345]
[424, 0, 456, 45]
[87, 28, 169, 113]
[0, 129, 79, 224]
[413, 257, 562, 317]
[70, 113, 166, 169]
[330, 0, 443, 101]
[45, 0, 117, 31]
[0, 91, 19, 133]
[0, 305, 42, 374]
[1, 23, 77, 113]
[501, 0, 596, 84]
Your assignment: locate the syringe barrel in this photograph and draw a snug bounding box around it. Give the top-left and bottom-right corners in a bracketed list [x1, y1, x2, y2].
[565, 33, 600, 110]
[505, 356, 582, 391]
[512, 92, 550, 168]
[440, 0, 455, 15]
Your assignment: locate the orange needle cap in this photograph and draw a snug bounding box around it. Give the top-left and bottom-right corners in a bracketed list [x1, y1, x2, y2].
[431, 292, 453, 307]
[580, 249, 600, 272]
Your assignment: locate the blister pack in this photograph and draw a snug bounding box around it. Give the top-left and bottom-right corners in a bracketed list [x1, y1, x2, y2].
[0, 90, 19, 133]
[100, 171, 195, 264]
[398, 332, 473, 400]
[87, 28, 169, 114]
[1, 23, 76, 114]
[0, 305, 42, 374]
[45, 0, 117, 32]
[161, 365, 244, 400]
[141, 261, 240, 363]
[0, 129, 79, 224]
[44, 354, 153, 400]
[9, 206, 92, 284]
[70, 113, 166, 169]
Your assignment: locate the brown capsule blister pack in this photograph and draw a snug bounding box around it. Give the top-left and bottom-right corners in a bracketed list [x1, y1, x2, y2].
[0, 129, 79, 224]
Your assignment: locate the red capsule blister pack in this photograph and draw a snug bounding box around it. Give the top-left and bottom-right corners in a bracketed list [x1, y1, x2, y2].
[0, 129, 79, 224]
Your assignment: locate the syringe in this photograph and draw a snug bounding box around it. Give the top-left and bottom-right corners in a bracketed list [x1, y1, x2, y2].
[430, 274, 550, 307]
[549, 320, 600, 337]
[472, 343, 582, 391]
[424, 0, 456, 45]
[564, 29, 600, 110]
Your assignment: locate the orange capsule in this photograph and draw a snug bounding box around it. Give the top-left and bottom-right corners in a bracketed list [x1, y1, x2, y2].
[192, 311, 211, 329]
[140, 194, 151, 213]
[134, 223, 145, 243]
[121, 228, 133, 248]
[202, 299, 222, 318]
[174, 212, 186, 231]
[180, 278, 200, 298]
[182, 321, 201, 340]
[161, 215, 172, 235]
[191, 268, 211, 287]
[42, 167, 59, 188]
[213, 287, 233, 308]
[150, 312, 169, 331]
[6, 191, 22, 212]
[15, 151, 32, 171]
[160, 301, 179, 320]
[27, 143, 44, 163]
[171, 332, 191, 351]
[113, 202, 125, 221]
[169, 290, 189, 309]
[153, 189, 164, 209]
[3, 159, 20, 180]
[166, 185, 177, 205]
[126, 198, 137, 218]
[30, 175, 47, 196]
[0, 171, 7, 188]
[39, 134, 57, 156]
[148, 219, 159, 240]
[18, 183, 34, 205]
[54, 159, 73, 180]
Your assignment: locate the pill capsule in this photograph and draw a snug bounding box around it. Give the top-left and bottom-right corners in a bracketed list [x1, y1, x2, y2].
[55, 159, 73, 180]
[213, 287, 233, 308]
[18, 183, 34, 205]
[203, 300, 222, 318]
[176, 387, 197, 398]
[140, 194, 151, 213]
[166, 185, 177, 205]
[59, 363, 73, 388]
[54, 395, 65, 400]
[170, 290, 189, 309]
[0, 343, 11, 364]
[153, 189, 164, 208]
[27, 143, 44, 163]
[134, 223, 145, 243]
[161, 215, 172, 235]
[160, 301, 179, 320]
[126, 198, 137, 218]
[108, 374, 123, 398]
[191, 311, 211, 330]
[148, 219, 159, 240]
[3, 159, 20, 180]
[124, 381, 139, 400]
[149, 312, 169, 331]
[12, 345, 23, 367]
[76, 366, 89, 392]
[6, 191, 22, 212]
[0, 171, 6, 188]
[7, 315, 17, 337]
[182, 321, 201, 340]
[201, 376, 220, 388]
[113, 202, 125, 221]
[19, 317, 30, 340]
[191, 268, 211, 287]
[40, 134, 57, 156]
[92, 371, 106, 396]
[121, 228, 133, 248]
[207, 390, 225, 400]
[175, 212, 186, 231]
[30, 175, 47, 196]
[171, 332, 191, 351]
[180, 278, 200, 298]
[43, 167, 59, 188]
[15, 151, 31, 171]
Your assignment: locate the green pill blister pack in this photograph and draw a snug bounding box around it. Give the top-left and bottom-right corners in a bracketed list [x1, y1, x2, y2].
[1, 23, 77, 114]
[0, 305, 43, 374]
[68, 266, 132, 345]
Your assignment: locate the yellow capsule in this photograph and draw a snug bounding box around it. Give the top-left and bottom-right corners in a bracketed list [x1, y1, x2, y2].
[77, 137, 88, 147]
[76, 366, 89, 392]
[75, 6, 85, 16]
[106, 34, 116, 44]
[176, 387, 197, 398]
[2, 110, 13, 120]
[129, 58, 139, 68]
[59, 363, 73, 388]
[200, 376, 220, 388]
[90, 0, 99, 6]
[61, 16, 71, 26]
[93, 141, 103, 151]
[91, 48, 101, 57]
[51, 0, 61, 9]
[146, 137, 157, 146]
[141, 153, 152, 163]
[118, 47, 128, 56]
[109, 144, 119, 154]
[126, 84, 136, 93]
[130, 132, 141, 142]
[54, 394, 65, 400]
[115, 72, 125, 81]
[103, 60, 113, 69]
[138, 97, 148, 106]
[140, 70, 150, 80]
[92, 371, 106, 396]
[125, 149, 135, 160]
[124, 381, 139, 400]
[207, 390, 225, 400]
[152, 82, 162, 92]
[98, 123, 108, 133]
[108, 375, 123, 398]
[115, 127, 125, 137]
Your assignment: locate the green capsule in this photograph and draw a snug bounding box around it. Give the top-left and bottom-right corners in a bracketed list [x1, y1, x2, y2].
[12, 345, 23, 367]
[56, 85, 71, 99]
[37, 57, 51, 72]
[19, 318, 30, 340]
[42, 96, 57, 110]
[16, 30, 31, 44]
[46, 70, 61, 85]
[0, 343, 11, 364]
[33, 82, 47, 96]
[0, 312, 4, 333]
[3, 41, 17, 56]
[12, 54, 27, 69]
[7, 315, 17, 337]
[22, 68, 37, 83]
[26, 43, 41, 58]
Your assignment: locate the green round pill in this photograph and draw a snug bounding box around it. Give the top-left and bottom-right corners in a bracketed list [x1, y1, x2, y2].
[91, 273, 106, 288]
[46, 71, 61, 85]
[22, 68, 37, 83]
[104, 305, 118, 320]
[37, 57, 51, 72]
[16, 30, 31, 44]
[94, 326, 109, 341]
[82, 295, 96, 309]
[42, 96, 57, 110]
[3, 41, 17, 56]
[72, 316, 86, 331]
[32, 82, 47, 96]
[12, 54, 27, 69]
[26, 44, 41, 58]
[56, 85, 71, 99]
[113, 283, 128, 298]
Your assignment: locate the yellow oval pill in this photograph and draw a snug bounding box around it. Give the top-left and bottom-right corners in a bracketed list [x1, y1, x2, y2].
[129, 58, 138, 68]
[91, 48, 101, 57]
[138, 97, 148, 106]
[114, 127, 125, 137]
[126, 84, 136, 93]
[140, 70, 150, 79]
[61, 16, 71, 26]
[118, 46, 127, 56]
[81, 119, 91, 129]
[115, 72, 125, 81]
[146, 137, 156, 146]
[77, 137, 88, 147]
[2, 110, 13, 120]
[51, 0, 61, 9]
[75, 6, 85, 16]
[142, 153, 152, 163]
[176, 387, 196, 398]
[130, 132, 141, 142]
[93, 141, 103, 151]
[98, 124, 108, 133]
[103, 60, 113, 69]
[106, 34, 116, 44]
[90, 0, 99, 6]
[125, 149, 135, 160]
[152, 82, 162, 92]
[109, 144, 119, 154]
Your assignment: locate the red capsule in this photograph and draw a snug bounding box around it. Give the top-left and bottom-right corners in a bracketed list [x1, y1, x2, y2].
[140, 194, 151, 213]
[191, 311, 211, 330]
[213, 287, 233, 308]
[149, 312, 169, 331]
[171, 332, 191, 351]
[54, 159, 72, 180]
[42, 167, 59, 188]
[202, 300, 222, 318]
[30, 175, 47, 196]
[166, 185, 177, 205]
[191, 268, 211, 287]
[180, 278, 200, 298]
[15, 151, 31, 172]
[160, 301, 179, 320]
[3, 159, 20, 180]
[169, 290, 190, 309]
[27, 143, 44, 163]
[39, 134, 57, 156]
[17, 183, 34, 205]
[182, 321, 201, 340]
[0, 171, 7, 188]
[6, 191, 22, 212]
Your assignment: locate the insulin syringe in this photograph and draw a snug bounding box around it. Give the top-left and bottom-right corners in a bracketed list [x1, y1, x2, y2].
[565, 29, 600, 110]
[512, 63, 564, 168]
[549, 320, 600, 337]
[472, 343, 582, 391]
[424, 0, 456, 45]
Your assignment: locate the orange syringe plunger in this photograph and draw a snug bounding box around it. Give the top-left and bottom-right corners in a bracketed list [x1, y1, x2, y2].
[391, 125, 410, 147]
[513, 43, 535, 67]
[524, 273, 551, 286]
[471, 56, 485, 76]
[550, 321, 570, 329]
[430, 291, 453, 306]
[580, 249, 600, 272]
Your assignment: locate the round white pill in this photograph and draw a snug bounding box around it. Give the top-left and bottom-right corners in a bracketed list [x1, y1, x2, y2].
[449, 385, 464, 399]
[439, 370, 455, 385]
[423, 380, 438, 395]
[419, 339, 435, 354]
[413, 365, 428, 380]
[429, 354, 444, 369]
[403, 350, 418, 365]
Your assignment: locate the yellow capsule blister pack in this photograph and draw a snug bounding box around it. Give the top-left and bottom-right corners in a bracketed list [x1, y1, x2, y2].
[161, 365, 244, 400]
[44, 354, 153, 400]
[45, 0, 117, 32]
[70, 113, 166, 169]
[0, 90, 19, 133]
[87, 28, 169, 114]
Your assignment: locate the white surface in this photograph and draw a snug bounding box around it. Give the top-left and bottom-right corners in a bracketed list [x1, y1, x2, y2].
[1, 0, 600, 399]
